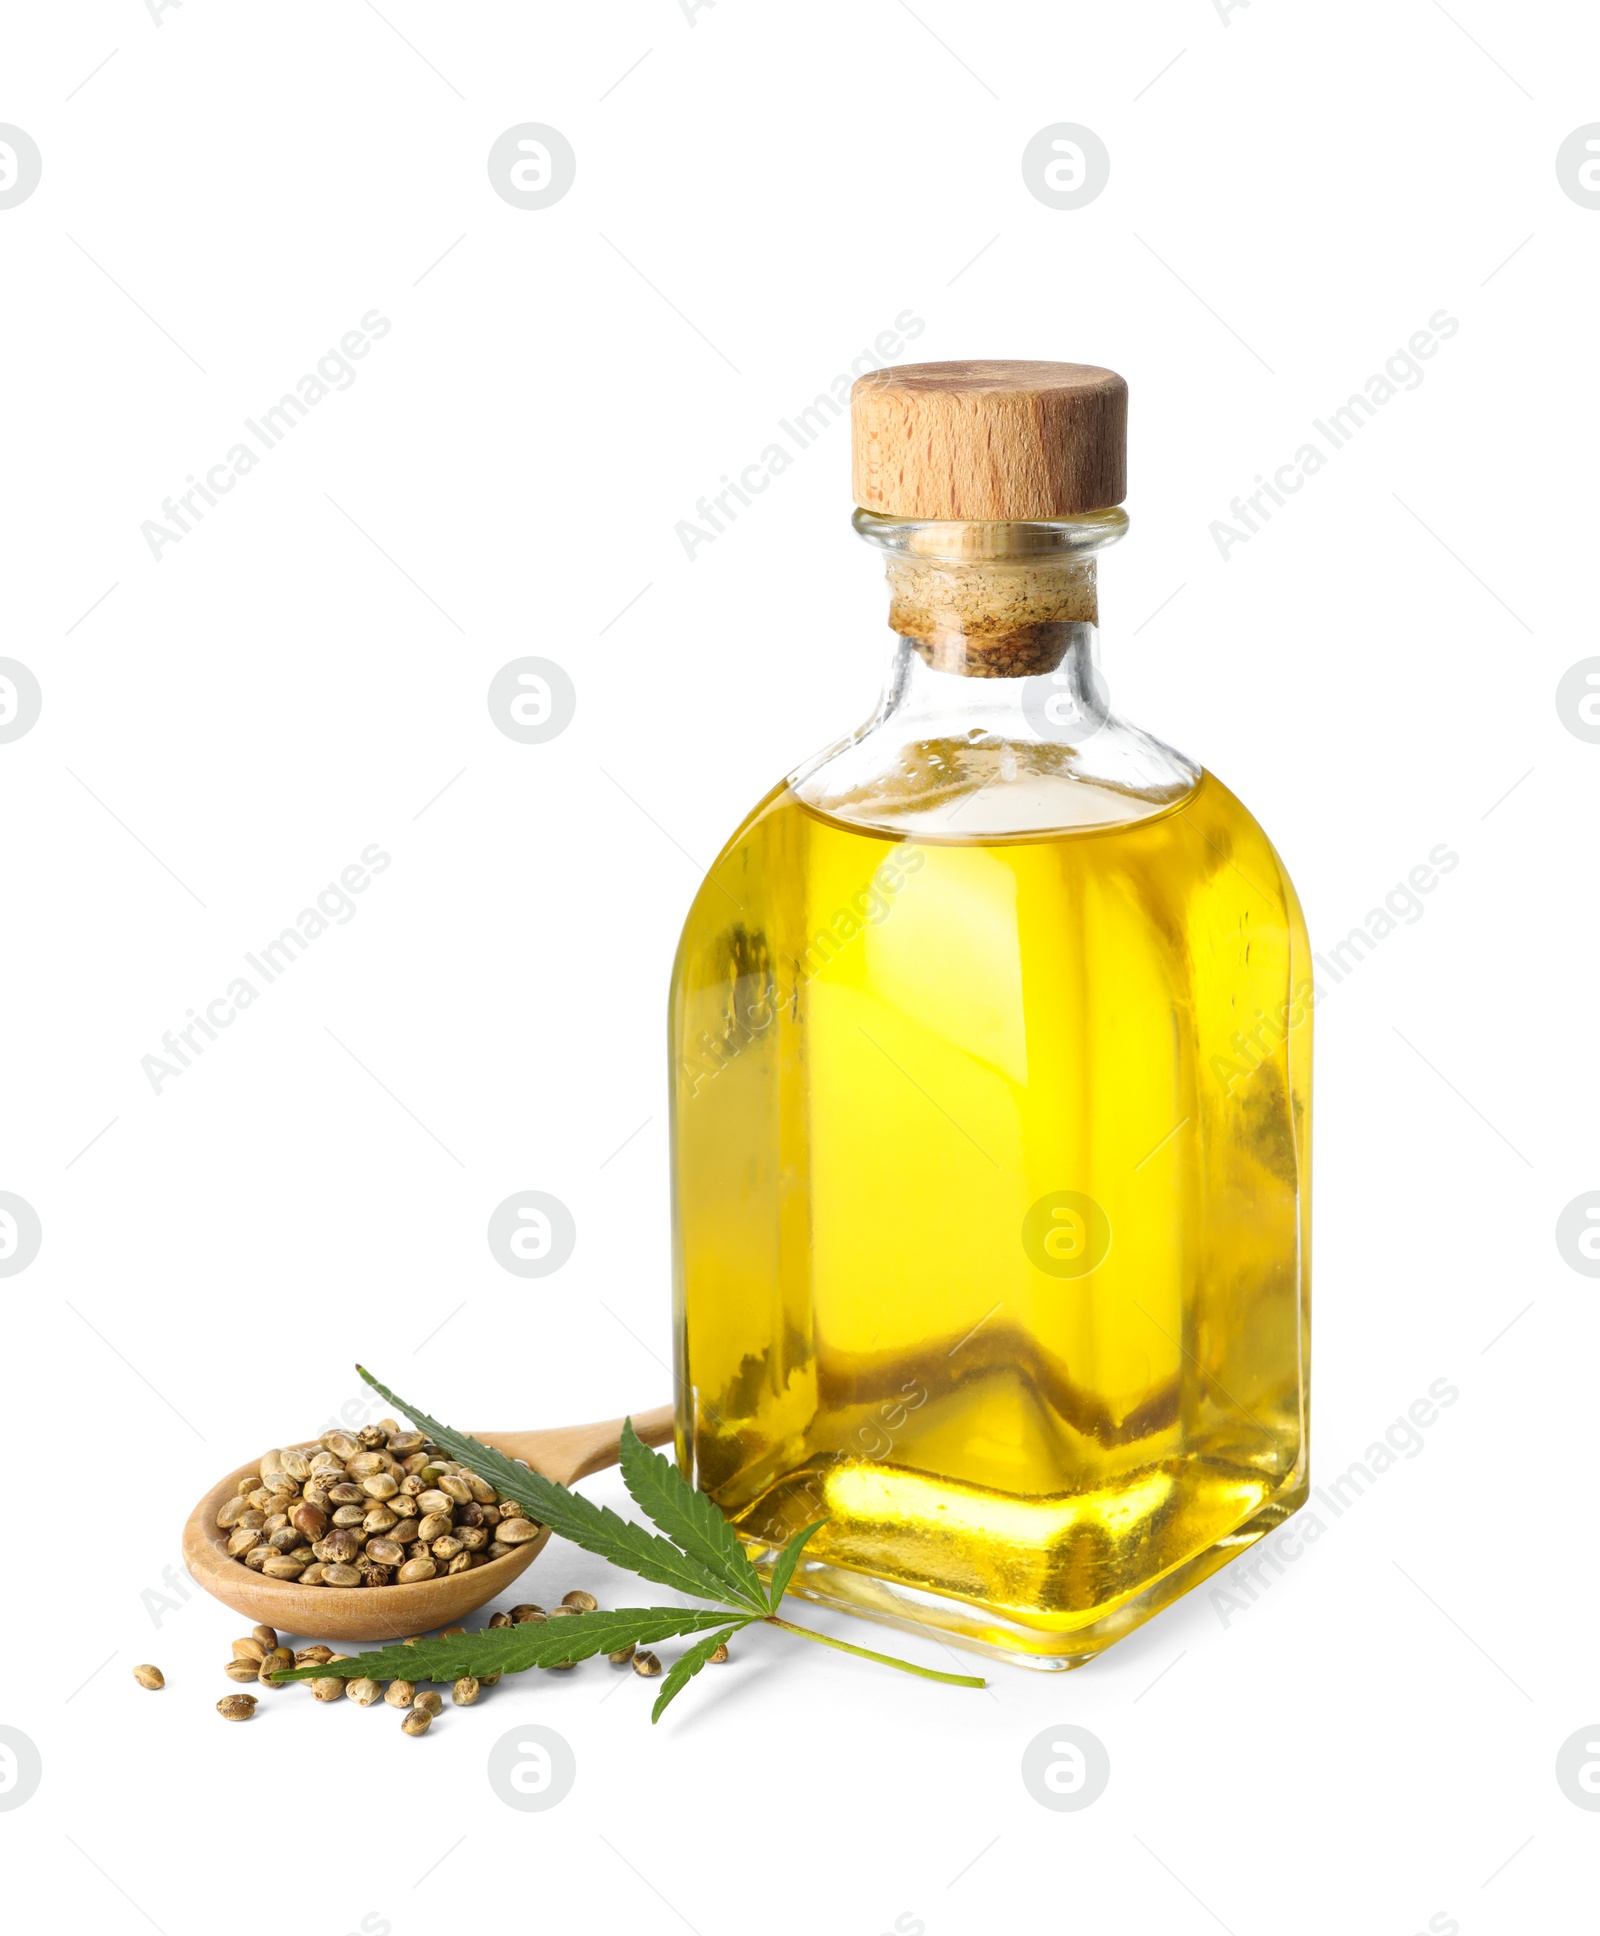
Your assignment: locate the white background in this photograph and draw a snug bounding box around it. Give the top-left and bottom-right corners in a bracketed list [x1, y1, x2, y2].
[1, 3, 1595, 1933]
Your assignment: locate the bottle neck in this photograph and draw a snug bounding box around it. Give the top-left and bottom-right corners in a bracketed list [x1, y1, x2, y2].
[876, 626, 1110, 752]
[787, 509, 1197, 840]
[857, 508, 1125, 679]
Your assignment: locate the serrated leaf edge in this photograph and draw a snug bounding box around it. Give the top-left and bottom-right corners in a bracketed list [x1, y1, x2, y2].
[651, 1623, 746, 1723]
[619, 1418, 767, 1614]
[767, 1517, 829, 1608]
[273, 1606, 742, 1685]
[353, 1367, 740, 1609]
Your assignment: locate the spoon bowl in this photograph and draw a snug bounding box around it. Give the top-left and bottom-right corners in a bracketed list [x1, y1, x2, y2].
[181, 1405, 673, 1642]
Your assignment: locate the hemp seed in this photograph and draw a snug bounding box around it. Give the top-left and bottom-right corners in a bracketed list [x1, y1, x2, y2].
[222, 1425, 533, 1593]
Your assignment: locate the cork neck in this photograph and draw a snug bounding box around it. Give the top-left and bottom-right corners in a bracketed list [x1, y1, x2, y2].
[854, 508, 1128, 679]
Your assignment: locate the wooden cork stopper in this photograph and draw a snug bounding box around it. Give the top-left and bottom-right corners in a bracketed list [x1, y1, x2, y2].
[851, 360, 1127, 520]
[885, 543, 1098, 678]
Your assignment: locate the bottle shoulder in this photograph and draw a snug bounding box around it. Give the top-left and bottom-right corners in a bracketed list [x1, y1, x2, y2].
[789, 703, 1201, 841]
[686, 765, 1301, 911]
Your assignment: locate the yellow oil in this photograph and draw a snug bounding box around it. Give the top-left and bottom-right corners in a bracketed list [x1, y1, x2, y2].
[670, 767, 1311, 1663]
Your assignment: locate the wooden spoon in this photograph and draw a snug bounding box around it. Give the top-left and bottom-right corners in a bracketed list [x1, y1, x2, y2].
[182, 1404, 674, 1643]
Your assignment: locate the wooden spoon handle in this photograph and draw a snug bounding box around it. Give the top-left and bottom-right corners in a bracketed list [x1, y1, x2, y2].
[479, 1402, 675, 1488]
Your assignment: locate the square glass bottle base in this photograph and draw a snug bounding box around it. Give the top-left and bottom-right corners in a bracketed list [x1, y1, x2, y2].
[743, 1476, 1310, 1671]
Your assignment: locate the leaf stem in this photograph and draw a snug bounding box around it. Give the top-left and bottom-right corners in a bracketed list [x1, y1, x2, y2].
[764, 1615, 985, 1689]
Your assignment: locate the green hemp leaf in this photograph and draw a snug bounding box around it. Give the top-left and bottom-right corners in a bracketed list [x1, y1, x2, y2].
[269, 1366, 986, 1721]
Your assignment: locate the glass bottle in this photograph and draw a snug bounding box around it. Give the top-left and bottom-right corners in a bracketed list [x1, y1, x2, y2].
[670, 362, 1311, 1667]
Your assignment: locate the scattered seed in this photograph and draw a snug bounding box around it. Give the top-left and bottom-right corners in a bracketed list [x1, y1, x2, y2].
[607, 1644, 637, 1667]
[385, 1680, 415, 1709]
[452, 1677, 481, 1706]
[709, 1642, 730, 1664]
[400, 1708, 432, 1737]
[217, 1694, 258, 1721]
[132, 1664, 164, 1690]
[224, 1659, 261, 1683]
[489, 1612, 513, 1630]
[346, 1678, 382, 1706]
[251, 1625, 278, 1649]
[413, 1691, 443, 1717]
[510, 1605, 546, 1623]
[632, 1651, 661, 1678]
[310, 1677, 345, 1703]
